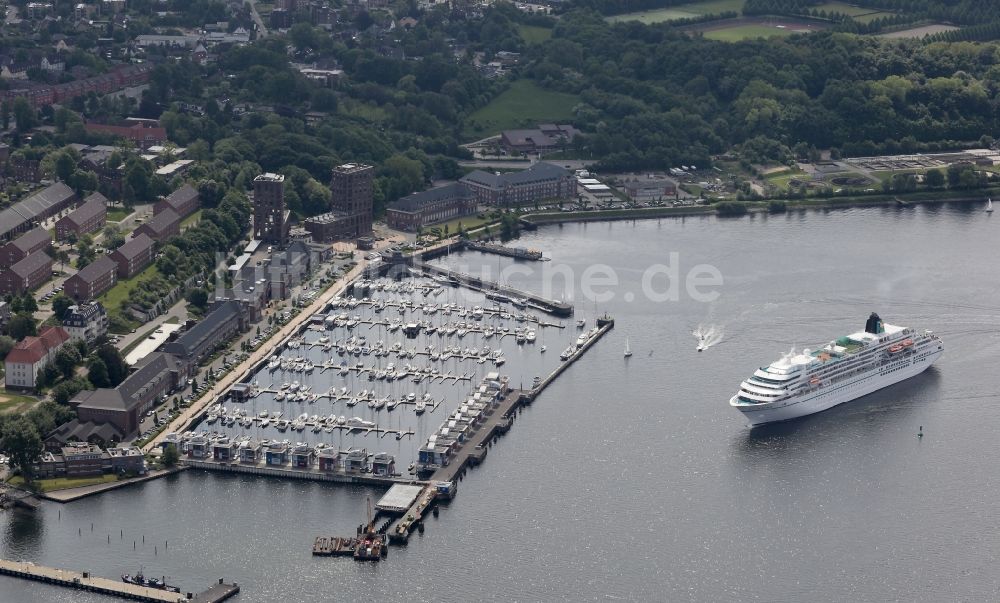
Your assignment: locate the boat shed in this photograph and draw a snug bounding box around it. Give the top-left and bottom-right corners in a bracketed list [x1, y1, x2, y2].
[376, 484, 424, 514]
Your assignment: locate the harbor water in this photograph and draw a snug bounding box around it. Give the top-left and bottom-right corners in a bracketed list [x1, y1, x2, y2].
[3, 204, 999, 601]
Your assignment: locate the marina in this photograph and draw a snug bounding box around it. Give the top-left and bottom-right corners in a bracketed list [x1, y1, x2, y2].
[167, 269, 613, 556]
[1, 208, 996, 602]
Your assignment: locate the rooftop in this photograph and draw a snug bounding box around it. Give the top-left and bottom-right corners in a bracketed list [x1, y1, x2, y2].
[72, 255, 116, 284]
[390, 183, 469, 213]
[113, 232, 154, 261]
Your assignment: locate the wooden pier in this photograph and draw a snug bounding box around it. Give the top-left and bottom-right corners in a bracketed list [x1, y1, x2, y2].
[0, 559, 239, 602]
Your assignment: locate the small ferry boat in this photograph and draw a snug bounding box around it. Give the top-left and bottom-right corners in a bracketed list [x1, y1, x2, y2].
[122, 572, 180, 593]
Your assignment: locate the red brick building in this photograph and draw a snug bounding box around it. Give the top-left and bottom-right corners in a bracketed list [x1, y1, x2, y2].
[84, 119, 166, 150]
[135, 208, 180, 242]
[55, 193, 107, 241]
[0, 227, 51, 265]
[110, 233, 155, 279]
[64, 256, 117, 301]
[0, 252, 52, 295]
[154, 183, 200, 219]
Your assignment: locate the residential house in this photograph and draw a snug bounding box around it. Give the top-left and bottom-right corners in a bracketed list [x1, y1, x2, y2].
[55, 193, 107, 240]
[3, 326, 70, 390]
[64, 255, 117, 301]
[153, 183, 199, 219]
[62, 302, 109, 343]
[1, 227, 51, 264]
[110, 233, 154, 279]
[135, 208, 180, 242]
[0, 251, 53, 295]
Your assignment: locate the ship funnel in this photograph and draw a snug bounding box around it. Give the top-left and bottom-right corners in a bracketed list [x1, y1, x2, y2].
[865, 312, 884, 334]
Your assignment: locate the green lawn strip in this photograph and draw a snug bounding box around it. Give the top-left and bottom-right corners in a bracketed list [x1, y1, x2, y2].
[8, 474, 119, 493]
[703, 24, 798, 41]
[0, 391, 39, 414]
[180, 209, 202, 228]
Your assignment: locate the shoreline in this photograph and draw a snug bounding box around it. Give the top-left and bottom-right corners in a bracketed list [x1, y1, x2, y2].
[517, 192, 992, 227]
[38, 467, 188, 503]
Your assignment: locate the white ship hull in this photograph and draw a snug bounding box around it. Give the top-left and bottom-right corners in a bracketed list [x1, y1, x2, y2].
[731, 348, 942, 426]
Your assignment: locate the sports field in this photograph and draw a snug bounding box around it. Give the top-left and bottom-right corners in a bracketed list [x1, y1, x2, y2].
[607, 0, 744, 24]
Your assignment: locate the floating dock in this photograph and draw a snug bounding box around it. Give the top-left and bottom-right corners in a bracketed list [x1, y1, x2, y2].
[312, 536, 356, 556]
[376, 484, 426, 514]
[0, 559, 239, 602]
[462, 241, 544, 261]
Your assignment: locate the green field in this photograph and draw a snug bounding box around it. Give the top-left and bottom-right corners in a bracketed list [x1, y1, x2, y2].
[0, 391, 37, 414]
[9, 474, 119, 492]
[463, 80, 580, 141]
[106, 208, 130, 222]
[98, 263, 165, 332]
[181, 209, 202, 229]
[703, 24, 799, 41]
[608, 0, 744, 24]
[518, 24, 553, 44]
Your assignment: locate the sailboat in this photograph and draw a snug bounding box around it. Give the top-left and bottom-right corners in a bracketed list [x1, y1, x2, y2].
[987, 198, 994, 213]
[624, 337, 632, 358]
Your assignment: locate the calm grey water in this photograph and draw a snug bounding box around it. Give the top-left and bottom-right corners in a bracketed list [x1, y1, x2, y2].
[3, 204, 999, 602]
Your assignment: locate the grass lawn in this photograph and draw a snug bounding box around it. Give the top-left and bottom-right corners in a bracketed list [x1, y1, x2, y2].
[765, 169, 806, 190]
[106, 208, 131, 222]
[0, 391, 38, 414]
[608, 0, 744, 23]
[703, 24, 798, 41]
[463, 80, 580, 141]
[427, 213, 499, 237]
[9, 474, 119, 493]
[180, 209, 202, 229]
[99, 263, 160, 314]
[518, 24, 553, 44]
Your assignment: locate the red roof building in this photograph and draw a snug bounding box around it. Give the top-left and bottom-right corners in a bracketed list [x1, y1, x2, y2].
[4, 326, 70, 390]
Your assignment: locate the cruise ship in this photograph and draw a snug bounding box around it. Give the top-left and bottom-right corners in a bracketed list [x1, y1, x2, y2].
[730, 313, 943, 425]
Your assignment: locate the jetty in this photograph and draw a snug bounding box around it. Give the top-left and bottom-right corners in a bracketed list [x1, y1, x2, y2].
[388, 317, 615, 543]
[415, 264, 573, 317]
[462, 241, 544, 261]
[0, 559, 239, 602]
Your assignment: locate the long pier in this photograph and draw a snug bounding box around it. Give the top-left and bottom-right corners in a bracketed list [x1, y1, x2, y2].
[462, 241, 544, 261]
[0, 559, 239, 602]
[185, 458, 426, 487]
[388, 317, 615, 542]
[415, 264, 573, 317]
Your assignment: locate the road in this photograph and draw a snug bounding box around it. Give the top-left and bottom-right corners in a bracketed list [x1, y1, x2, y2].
[115, 300, 189, 354]
[247, 0, 269, 39]
[143, 259, 369, 454]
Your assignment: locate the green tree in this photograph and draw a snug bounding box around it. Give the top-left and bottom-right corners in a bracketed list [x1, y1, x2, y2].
[925, 168, 944, 189]
[54, 346, 81, 379]
[7, 314, 37, 341]
[87, 358, 111, 388]
[96, 344, 128, 386]
[12, 97, 37, 133]
[52, 293, 73, 320]
[0, 336, 14, 358]
[0, 101, 9, 130]
[51, 377, 88, 405]
[0, 418, 43, 481]
[162, 443, 180, 467]
[19, 293, 38, 313]
[186, 288, 208, 309]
